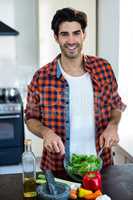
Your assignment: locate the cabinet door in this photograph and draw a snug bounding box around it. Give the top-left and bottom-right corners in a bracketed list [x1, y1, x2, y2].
[39, 0, 96, 66]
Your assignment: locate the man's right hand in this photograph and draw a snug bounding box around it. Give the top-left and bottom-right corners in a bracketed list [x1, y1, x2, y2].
[42, 129, 65, 156]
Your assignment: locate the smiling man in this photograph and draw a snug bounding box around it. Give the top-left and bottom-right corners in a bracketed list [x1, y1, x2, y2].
[56, 21, 84, 59]
[25, 8, 126, 178]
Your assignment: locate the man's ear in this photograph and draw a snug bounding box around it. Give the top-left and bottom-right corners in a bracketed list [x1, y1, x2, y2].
[54, 33, 59, 43]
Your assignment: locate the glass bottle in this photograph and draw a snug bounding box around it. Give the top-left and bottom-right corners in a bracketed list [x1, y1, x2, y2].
[22, 139, 37, 198]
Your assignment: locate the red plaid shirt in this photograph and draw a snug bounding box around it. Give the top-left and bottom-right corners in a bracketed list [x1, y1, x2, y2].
[25, 54, 126, 171]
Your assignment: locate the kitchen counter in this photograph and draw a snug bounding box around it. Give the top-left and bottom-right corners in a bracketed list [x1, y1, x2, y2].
[0, 164, 133, 200]
[102, 164, 133, 199]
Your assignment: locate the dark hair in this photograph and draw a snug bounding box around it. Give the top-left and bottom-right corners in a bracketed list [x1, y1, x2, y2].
[51, 7, 87, 36]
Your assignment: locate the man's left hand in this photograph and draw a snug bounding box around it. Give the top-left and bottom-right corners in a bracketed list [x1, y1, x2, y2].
[99, 124, 119, 148]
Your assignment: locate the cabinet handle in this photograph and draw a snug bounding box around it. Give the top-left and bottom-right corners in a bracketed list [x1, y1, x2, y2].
[0, 115, 20, 119]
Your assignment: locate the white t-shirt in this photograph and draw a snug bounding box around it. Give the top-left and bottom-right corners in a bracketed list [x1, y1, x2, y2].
[59, 63, 96, 156]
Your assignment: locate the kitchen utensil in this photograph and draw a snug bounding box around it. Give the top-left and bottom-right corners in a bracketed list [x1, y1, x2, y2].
[37, 170, 70, 200]
[44, 170, 58, 195]
[98, 146, 104, 158]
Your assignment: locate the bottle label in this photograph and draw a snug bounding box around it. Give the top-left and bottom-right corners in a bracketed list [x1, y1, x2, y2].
[24, 191, 37, 197]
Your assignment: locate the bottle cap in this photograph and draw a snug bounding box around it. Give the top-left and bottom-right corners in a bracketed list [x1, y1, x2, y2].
[24, 139, 32, 145]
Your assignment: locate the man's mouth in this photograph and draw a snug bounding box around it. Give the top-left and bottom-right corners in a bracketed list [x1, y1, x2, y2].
[65, 44, 78, 51]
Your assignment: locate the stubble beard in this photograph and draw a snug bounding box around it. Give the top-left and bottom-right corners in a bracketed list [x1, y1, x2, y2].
[60, 43, 83, 59]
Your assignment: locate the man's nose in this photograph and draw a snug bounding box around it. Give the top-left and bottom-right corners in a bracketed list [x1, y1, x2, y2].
[67, 35, 76, 44]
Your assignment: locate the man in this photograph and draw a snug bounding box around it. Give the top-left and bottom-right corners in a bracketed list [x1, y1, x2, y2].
[25, 8, 126, 177]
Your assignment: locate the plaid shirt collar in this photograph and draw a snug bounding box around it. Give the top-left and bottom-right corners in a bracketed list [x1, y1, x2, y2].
[50, 54, 101, 88]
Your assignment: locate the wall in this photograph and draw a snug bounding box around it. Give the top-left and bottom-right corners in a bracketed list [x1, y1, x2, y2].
[0, 0, 42, 156]
[97, 0, 133, 156]
[0, 0, 16, 66]
[97, 0, 120, 78]
[14, 0, 39, 66]
[0, 0, 39, 89]
[118, 0, 133, 156]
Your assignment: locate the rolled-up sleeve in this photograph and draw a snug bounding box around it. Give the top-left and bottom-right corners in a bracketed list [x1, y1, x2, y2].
[25, 72, 41, 121]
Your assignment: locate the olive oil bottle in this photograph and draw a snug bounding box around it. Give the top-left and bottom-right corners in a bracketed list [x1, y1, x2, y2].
[22, 139, 37, 198]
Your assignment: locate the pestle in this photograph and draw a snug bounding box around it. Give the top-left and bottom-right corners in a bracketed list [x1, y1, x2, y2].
[43, 170, 58, 196]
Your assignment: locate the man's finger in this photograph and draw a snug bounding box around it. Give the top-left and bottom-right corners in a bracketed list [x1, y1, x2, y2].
[104, 138, 110, 148]
[99, 135, 105, 148]
[112, 138, 119, 146]
[46, 144, 54, 152]
[109, 139, 114, 147]
[57, 141, 65, 155]
[53, 142, 60, 153]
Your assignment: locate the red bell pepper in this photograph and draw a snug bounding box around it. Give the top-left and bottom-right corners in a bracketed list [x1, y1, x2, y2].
[82, 171, 102, 191]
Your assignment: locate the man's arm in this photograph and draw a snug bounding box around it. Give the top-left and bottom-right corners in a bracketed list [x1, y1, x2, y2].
[26, 119, 65, 155]
[109, 109, 121, 126]
[26, 118, 52, 138]
[99, 109, 121, 148]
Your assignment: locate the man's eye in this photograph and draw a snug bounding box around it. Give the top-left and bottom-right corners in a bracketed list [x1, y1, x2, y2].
[74, 31, 81, 35]
[60, 32, 68, 36]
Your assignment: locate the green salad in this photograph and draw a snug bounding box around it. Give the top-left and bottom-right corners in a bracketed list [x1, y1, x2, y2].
[67, 154, 102, 177]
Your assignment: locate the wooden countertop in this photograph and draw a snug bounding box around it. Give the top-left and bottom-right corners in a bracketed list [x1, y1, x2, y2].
[0, 164, 133, 200]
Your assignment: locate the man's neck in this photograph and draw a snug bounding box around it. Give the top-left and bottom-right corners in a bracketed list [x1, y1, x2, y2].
[60, 54, 85, 76]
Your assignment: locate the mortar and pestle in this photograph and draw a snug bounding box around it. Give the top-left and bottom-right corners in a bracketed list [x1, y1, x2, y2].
[37, 170, 70, 200]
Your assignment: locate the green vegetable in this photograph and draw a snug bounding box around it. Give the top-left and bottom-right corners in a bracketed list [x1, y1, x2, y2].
[36, 173, 46, 184]
[67, 154, 102, 177]
[36, 179, 46, 184]
[37, 174, 45, 179]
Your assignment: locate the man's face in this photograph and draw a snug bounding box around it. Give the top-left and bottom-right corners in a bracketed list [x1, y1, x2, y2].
[54, 21, 86, 59]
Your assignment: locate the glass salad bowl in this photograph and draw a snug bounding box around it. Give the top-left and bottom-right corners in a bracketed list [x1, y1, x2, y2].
[64, 154, 103, 182]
